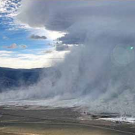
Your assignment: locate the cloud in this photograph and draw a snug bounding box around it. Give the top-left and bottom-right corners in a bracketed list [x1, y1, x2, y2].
[0, 50, 66, 69]
[2, 36, 9, 40]
[4, 43, 27, 49]
[30, 34, 47, 40]
[44, 50, 53, 54]
[0, 51, 14, 57]
[0, 0, 22, 31]
[55, 44, 69, 51]
[3, 0, 135, 115]
[0, 0, 20, 17]
[6, 43, 17, 49]
[19, 45, 27, 49]
[18, 0, 135, 45]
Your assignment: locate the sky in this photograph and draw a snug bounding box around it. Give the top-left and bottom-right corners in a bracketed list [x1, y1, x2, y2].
[0, 0, 66, 69]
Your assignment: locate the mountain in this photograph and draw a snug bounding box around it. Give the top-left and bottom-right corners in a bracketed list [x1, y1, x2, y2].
[0, 67, 42, 92]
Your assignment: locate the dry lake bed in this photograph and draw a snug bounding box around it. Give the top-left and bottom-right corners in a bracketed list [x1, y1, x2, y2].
[0, 105, 134, 135]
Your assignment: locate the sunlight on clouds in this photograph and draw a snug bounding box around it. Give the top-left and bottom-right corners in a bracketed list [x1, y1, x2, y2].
[46, 30, 65, 40]
[0, 50, 67, 69]
[32, 28, 65, 40]
[0, 50, 13, 57]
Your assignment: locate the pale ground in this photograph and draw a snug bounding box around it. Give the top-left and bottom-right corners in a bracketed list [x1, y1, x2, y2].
[0, 105, 134, 135]
[0, 124, 130, 135]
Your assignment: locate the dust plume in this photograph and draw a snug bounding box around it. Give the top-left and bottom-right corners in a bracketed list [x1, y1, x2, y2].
[1, 0, 135, 116]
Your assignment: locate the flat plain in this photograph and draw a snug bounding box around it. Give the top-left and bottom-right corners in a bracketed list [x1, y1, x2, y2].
[0, 106, 134, 135]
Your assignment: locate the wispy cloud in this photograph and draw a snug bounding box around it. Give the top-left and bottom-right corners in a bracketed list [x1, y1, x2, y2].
[0, 0, 21, 27]
[5, 43, 17, 49]
[19, 45, 27, 49]
[0, 50, 14, 57]
[3, 43, 27, 49]
[0, 0, 20, 17]
[2, 36, 9, 40]
[0, 50, 67, 69]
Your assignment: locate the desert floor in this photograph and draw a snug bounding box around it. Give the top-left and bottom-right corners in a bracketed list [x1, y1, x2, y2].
[0, 105, 134, 135]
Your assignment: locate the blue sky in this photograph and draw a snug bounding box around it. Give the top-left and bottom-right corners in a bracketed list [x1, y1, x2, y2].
[0, 0, 49, 53]
[0, 0, 65, 68]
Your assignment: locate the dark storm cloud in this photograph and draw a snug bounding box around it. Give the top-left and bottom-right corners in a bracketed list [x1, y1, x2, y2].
[30, 35, 47, 40]
[55, 44, 69, 51]
[18, 0, 135, 45]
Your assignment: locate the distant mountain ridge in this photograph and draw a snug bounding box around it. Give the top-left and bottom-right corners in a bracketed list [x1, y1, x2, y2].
[0, 67, 43, 92]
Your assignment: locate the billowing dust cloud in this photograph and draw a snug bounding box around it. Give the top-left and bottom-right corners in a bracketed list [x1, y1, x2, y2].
[1, 0, 135, 116]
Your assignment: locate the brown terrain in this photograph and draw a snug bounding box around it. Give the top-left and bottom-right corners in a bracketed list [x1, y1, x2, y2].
[0, 105, 134, 135]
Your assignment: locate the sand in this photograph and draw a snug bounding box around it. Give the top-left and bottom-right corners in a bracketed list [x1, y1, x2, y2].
[0, 105, 134, 135]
